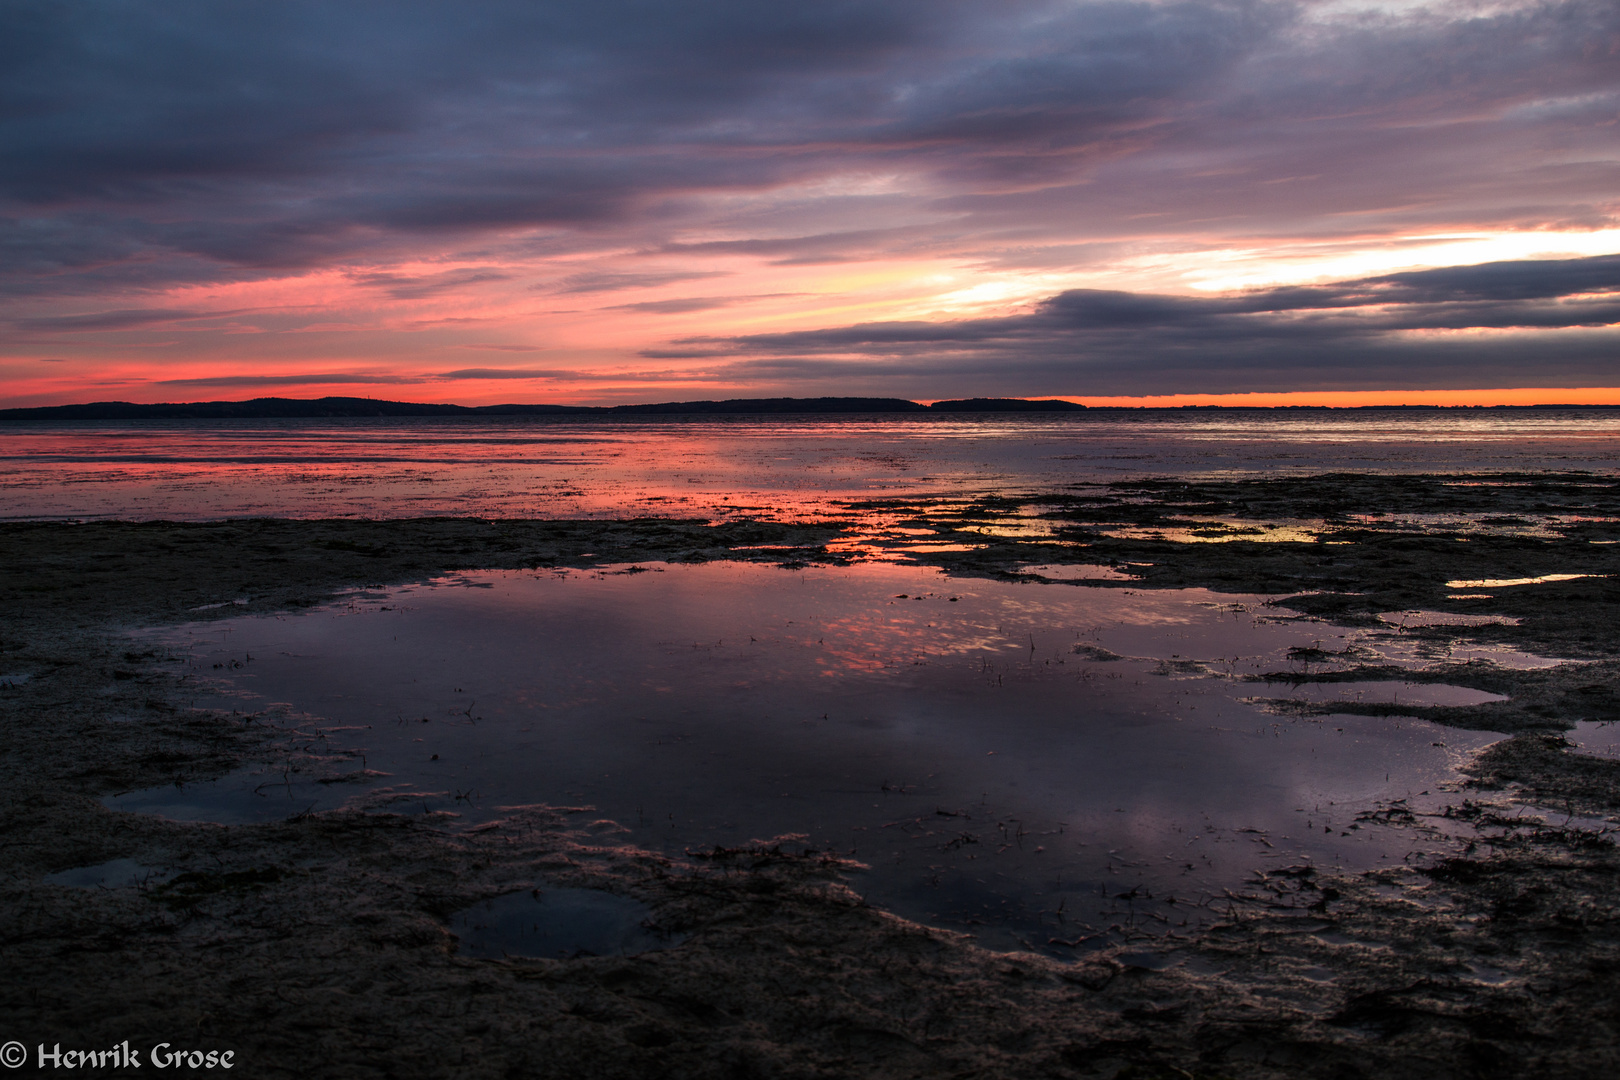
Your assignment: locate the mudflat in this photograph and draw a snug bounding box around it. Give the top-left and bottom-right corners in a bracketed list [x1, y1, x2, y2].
[4, 473, 1619, 1078]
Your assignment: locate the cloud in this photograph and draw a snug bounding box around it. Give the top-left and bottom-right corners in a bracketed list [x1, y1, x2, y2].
[435, 365, 722, 382]
[349, 267, 513, 299]
[607, 297, 743, 315]
[3, 0, 1619, 402]
[658, 229, 918, 266]
[1358, 256, 1620, 305]
[721, 254, 1620, 345]
[155, 373, 419, 387]
[435, 367, 580, 380]
[606, 293, 796, 314]
[549, 270, 732, 294]
[4, 0, 1615, 300]
[16, 307, 238, 332]
[700, 254, 1620, 393]
[636, 348, 734, 359]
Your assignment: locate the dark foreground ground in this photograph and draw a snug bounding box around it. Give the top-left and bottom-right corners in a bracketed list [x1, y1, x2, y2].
[3, 472, 1619, 1078]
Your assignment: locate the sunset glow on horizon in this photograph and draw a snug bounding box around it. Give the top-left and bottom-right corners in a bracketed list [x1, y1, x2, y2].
[3, 0, 1617, 409]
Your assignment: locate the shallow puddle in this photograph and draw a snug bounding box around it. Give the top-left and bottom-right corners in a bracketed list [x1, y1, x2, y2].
[1019, 563, 1139, 582]
[1102, 522, 1320, 544]
[45, 859, 170, 889]
[449, 888, 679, 960]
[1572, 720, 1620, 757]
[121, 562, 1510, 954]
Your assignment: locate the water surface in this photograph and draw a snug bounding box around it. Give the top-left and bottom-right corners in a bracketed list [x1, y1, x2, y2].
[8, 408, 1620, 521]
[124, 561, 1512, 953]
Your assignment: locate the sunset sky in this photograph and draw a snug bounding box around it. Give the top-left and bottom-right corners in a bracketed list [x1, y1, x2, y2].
[2, 0, 1618, 407]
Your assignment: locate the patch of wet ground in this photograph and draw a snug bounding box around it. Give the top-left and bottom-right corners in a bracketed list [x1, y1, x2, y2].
[4, 473, 1620, 1077]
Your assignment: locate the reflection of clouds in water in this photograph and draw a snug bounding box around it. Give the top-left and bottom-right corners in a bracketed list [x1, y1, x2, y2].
[1572, 721, 1620, 757]
[1102, 523, 1319, 544]
[1446, 573, 1598, 589]
[126, 560, 1527, 952]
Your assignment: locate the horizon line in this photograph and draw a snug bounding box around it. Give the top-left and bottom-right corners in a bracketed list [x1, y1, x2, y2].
[7, 388, 1620, 419]
[8, 385, 1620, 413]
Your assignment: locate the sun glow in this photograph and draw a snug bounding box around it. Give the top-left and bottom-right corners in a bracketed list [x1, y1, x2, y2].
[1174, 231, 1620, 294]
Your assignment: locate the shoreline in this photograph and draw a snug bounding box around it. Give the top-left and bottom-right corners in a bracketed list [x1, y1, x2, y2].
[4, 475, 1619, 1077]
[7, 396, 1620, 423]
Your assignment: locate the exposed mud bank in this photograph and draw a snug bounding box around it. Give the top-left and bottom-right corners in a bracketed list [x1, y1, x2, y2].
[3, 478, 1618, 1078]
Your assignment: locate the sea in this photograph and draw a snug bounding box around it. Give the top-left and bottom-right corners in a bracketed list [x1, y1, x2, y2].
[3, 408, 1619, 521]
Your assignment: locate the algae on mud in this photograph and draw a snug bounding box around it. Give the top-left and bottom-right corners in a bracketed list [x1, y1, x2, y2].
[3, 474, 1619, 1078]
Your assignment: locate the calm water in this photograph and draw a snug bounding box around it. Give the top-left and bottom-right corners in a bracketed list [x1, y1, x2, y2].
[6, 408, 1620, 520]
[123, 562, 1520, 954]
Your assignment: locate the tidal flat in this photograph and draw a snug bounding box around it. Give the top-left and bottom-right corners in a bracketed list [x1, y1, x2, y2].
[4, 472, 1620, 1078]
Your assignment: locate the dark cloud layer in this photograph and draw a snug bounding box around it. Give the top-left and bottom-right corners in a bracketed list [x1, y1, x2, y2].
[703, 255, 1620, 394]
[4, 0, 1617, 294]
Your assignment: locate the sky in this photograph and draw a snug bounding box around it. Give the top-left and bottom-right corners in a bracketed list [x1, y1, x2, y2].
[1, 0, 1617, 407]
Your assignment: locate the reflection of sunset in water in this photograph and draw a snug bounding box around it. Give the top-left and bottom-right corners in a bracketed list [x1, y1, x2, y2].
[121, 560, 1529, 954]
[6, 410, 1620, 523]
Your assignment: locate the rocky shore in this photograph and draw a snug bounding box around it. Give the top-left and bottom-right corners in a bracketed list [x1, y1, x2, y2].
[3, 473, 1618, 1078]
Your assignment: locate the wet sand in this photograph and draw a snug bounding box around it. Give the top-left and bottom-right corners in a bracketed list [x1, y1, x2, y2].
[4, 474, 1619, 1078]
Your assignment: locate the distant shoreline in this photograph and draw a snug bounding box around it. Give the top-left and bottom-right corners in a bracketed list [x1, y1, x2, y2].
[4, 394, 1620, 422]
